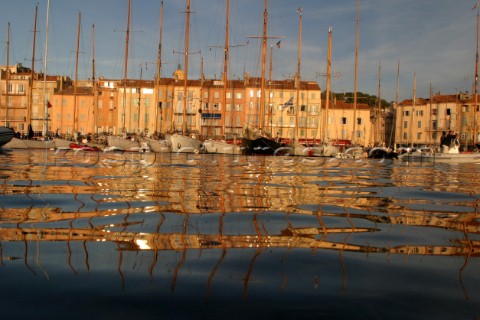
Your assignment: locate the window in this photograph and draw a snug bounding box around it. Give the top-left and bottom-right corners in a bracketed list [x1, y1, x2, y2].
[203, 91, 208, 99]
[416, 110, 423, 116]
[341, 117, 347, 125]
[357, 117, 362, 125]
[417, 132, 422, 140]
[432, 108, 437, 116]
[417, 120, 422, 128]
[301, 105, 306, 112]
[404, 110, 410, 116]
[432, 120, 437, 130]
[7, 83, 13, 93]
[236, 92, 242, 99]
[226, 92, 231, 99]
[403, 132, 408, 140]
[311, 93, 315, 99]
[214, 91, 220, 99]
[18, 84, 25, 94]
[403, 121, 408, 129]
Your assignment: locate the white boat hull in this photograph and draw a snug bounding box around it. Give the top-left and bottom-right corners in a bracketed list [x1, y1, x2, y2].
[107, 136, 144, 151]
[168, 134, 203, 153]
[203, 140, 242, 155]
[3, 137, 55, 149]
[146, 138, 171, 153]
[399, 152, 480, 164]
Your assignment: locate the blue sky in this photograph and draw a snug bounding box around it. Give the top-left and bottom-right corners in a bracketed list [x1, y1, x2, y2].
[0, 0, 478, 103]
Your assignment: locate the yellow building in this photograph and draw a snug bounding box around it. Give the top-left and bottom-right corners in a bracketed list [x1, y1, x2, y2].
[395, 93, 480, 148]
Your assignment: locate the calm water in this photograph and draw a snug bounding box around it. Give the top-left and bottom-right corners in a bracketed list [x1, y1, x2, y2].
[0, 149, 479, 320]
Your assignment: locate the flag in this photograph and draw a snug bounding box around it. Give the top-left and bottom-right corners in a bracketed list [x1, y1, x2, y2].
[47, 100, 52, 108]
[474, 1, 480, 10]
[276, 40, 281, 48]
[281, 97, 294, 110]
[297, 7, 302, 15]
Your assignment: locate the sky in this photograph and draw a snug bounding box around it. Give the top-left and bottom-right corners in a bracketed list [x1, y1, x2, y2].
[0, 0, 479, 103]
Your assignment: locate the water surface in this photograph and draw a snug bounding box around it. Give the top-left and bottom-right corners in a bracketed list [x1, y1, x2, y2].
[0, 149, 479, 319]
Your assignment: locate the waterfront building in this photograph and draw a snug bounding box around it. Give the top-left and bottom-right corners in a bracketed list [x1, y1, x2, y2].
[1, 63, 403, 148]
[395, 92, 480, 148]
[0, 63, 60, 136]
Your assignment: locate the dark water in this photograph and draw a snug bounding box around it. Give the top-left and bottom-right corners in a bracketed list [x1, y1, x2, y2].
[0, 149, 479, 320]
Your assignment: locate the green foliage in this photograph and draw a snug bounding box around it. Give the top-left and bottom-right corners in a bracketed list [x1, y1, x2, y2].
[322, 91, 390, 109]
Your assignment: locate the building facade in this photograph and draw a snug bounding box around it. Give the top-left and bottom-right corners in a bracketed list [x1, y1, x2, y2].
[2, 64, 397, 147]
[395, 93, 480, 148]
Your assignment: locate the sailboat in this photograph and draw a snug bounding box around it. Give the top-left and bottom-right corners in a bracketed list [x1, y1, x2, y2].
[144, 1, 171, 153]
[167, 0, 203, 153]
[285, 7, 326, 157]
[4, 3, 55, 149]
[53, 12, 84, 150]
[241, 0, 282, 155]
[202, 0, 242, 155]
[313, 27, 339, 157]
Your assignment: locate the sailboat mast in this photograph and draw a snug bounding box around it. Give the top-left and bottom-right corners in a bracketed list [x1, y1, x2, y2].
[260, 0, 268, 130]
[123, 0, 131, 133]
[428, 82, 432, 147]
[29, 4, 38, 128]
[268, 45, 273, 134]
[395, 60, 400, 146]
[352, 0, 359, 144]
[182, 0, 191, 134]
[376, 61, 381, 144]
[295, 7, 302, 141]
[42, 0, 50, 138]
[155, 1, 164, 133]
[92, 24, 97, 134]
[474, 7, 479, 145]
[73, 12, 81, 134]
[323, 27, 333, 142]
[4, 22, 10, 126]
[409, 72, 416, 148]
[222, 0, 230, 136]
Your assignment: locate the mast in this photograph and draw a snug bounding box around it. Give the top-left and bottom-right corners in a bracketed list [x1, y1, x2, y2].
[352, 0, 359, 144]
[396, 60, 400, 146]
[474, 5, 479, 145]
[92, 24, 97, 134]
[268, 45, 273, 134]
[409, 73, 416, 148]
[73, 12, 81, 135]
[182, 0, 191, 134]
[295, 7, 302, 141]
[428, 82, 432, 147]
[29, 4, 38, 128]
[4, 22, 10, 126]
[122, 0, 131, 133]
[376, 61, 381, 145]
[222, 0, 230, 137]
[42, 0, 50, 138]
[155, 1, 164, 134]
[260, 0, 268, 130]
[323, 27, 333, 143]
